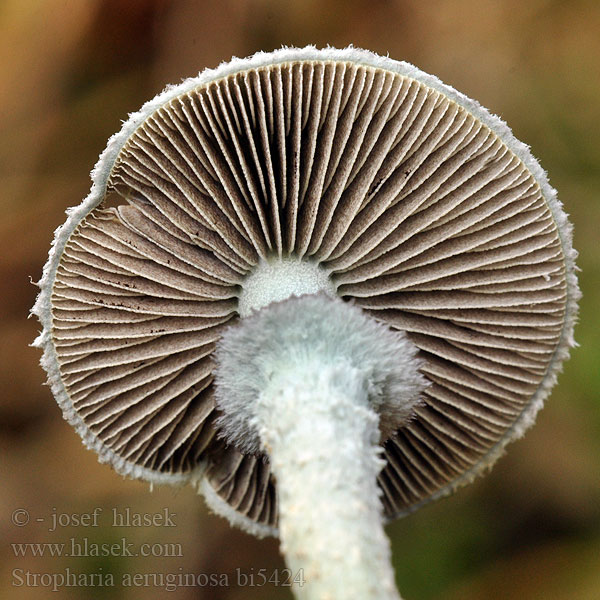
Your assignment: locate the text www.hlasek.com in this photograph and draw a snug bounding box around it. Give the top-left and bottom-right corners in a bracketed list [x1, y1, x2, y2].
[12, 538, 182, 558]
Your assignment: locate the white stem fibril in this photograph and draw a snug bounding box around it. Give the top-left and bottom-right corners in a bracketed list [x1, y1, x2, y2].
[257, 358, 400, 599]
[214, 293, 427, 600]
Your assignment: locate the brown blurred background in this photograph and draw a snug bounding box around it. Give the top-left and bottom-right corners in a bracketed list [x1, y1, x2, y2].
[1, 1, 599, 598]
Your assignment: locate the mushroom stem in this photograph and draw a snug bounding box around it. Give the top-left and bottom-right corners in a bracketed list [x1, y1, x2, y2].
[214, 294, 427, 600]
[257, 359, 401, 599]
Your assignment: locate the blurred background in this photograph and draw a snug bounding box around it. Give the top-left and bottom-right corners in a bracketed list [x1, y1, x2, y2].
[1, 0, 598, 598]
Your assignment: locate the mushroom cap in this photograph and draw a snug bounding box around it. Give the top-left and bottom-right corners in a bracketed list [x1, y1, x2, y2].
[33, 47, 579, 537]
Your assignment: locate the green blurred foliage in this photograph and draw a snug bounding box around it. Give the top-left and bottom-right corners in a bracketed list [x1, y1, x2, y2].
[1, 1, 598, 599]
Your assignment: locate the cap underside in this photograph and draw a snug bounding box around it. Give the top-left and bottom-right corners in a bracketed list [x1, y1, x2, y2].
[34, 48, 578, 535]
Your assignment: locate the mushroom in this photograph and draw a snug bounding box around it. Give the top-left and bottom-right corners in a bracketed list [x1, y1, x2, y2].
[32, 47, 580, 600]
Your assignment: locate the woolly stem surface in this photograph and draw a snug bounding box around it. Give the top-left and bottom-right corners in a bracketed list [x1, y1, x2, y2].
[214, 295, 427, 599]
[257, 358, 401, 599]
